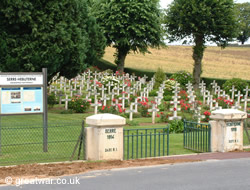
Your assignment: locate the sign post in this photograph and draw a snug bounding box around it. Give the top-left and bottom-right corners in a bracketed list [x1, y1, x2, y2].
[43, 68, 48, 152]
[0, 68, 48, 154]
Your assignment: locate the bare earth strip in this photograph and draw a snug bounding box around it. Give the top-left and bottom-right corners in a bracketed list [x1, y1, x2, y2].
[103, 46, 250, 80]
[0, 158, 200, 185]
[1, 151, 250, 186]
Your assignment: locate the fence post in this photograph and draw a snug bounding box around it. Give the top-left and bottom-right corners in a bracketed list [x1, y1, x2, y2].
[167, 126, 169, 156]
[85, 114, 125, 161]
[0, 116, 1, 155]
[43, 68, 48, 152]
[183, 120, 186, 148]
[209, 109, 247, 152]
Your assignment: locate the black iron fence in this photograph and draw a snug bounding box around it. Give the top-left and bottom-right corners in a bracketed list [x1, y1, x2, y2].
[123, 127, 169, 160]
[183, 120, 211, 153]
[244, 115, 250, 146]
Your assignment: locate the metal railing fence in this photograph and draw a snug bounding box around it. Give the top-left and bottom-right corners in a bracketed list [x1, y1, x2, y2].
[183, 120, 211, 153]
[123, 127, 169, 160]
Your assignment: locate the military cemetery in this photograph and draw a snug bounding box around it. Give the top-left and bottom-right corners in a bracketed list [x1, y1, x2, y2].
[0, 0, 250, 187]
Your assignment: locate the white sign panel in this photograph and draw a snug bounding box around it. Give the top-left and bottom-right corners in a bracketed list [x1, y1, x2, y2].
[0, 75, 43, 86]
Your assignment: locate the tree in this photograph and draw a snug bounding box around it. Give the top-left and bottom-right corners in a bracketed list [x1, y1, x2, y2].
[0, 0, 106, 81]
[164, 0, 238, 89]
[236, 3, 250, 45]
[93, 0, 164, 72]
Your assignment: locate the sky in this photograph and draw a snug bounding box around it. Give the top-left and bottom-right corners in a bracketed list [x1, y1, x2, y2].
[160, 0, 250, 45]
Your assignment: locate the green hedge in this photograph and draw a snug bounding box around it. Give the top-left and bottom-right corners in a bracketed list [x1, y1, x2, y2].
[94, 59, 250, 85]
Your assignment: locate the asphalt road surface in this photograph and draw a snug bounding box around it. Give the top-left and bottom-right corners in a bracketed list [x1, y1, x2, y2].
[1, 158, 250, 190]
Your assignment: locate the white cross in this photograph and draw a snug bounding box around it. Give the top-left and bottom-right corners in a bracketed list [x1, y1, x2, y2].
[119, 92, 128, 109]
[195, 107, 205, 123]
[106, 81, 112, 94]
[241, 95, 250, 112]
[101, 94, 110, 106]
[244, 86, 250, 97]
[232, 101, 241, 110]
[235, 91, 243, 106]
[213, 101, 222, 111]
[134, 98, 139, 112]
[204, 90, 211, 105]
[99, 85, 107, 98]
[57, 91, 64, 105]
[148, 103, 159, 124]
[62, 95, 71, 110]
[91, 99, 102, 115]
[126, 103, 136, 121]
[209, 95, 216, 110]
[169, 94, 181, 120]
[110, 89, 117, 105]
[230, 85, 237, 100]
[93, 71, 98, 80]
[155, 95, 163, 105]
[188, 93, 196, 110]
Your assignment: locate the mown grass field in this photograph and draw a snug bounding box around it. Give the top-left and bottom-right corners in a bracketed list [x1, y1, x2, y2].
[103, 46, 250, 80]
[1, 111, 249, 166]
[0, 113, 194, 166]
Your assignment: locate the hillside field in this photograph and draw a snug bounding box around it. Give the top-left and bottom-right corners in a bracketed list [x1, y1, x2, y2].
[103, 46, 250, 80]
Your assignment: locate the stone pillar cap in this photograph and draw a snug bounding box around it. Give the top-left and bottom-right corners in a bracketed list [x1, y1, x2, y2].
[86, 113, 126, 126]
[210, 109, 247, 120]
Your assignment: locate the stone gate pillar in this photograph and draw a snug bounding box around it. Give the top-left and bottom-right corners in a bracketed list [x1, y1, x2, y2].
[85, 114, 126, 161]
[209, 109, 247, 152]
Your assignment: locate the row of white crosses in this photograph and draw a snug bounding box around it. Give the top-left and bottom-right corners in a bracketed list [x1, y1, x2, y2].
[169, 83, 182, 120]
[50, 71, 250, 118]
[186, 82, 197, 110]
[242, 86, 250, 112]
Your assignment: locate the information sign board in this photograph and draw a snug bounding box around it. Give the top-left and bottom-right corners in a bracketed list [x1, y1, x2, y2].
[0, 87, 43, 114]
[0, 74, 43, 86]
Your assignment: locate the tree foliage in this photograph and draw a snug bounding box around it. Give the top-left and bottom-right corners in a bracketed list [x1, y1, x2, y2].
[235, 2, 250, 44]
[0, 0, 106, 81]
[164, 0, 238, 88]
[93, 0, 164, 72]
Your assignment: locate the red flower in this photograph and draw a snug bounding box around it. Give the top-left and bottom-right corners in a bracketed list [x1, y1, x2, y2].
[101, 106, 105, 110]
[156, 114, 160, 117]
[204, 111, 211, 116]
[160, 112, 163, 115]
[173, 107, 177, 111]
[151, 100, 156, 104]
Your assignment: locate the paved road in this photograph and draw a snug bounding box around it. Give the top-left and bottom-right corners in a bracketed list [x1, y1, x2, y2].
[1, 158, 250, 190]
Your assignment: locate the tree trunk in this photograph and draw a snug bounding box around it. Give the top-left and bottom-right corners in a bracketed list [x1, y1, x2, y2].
[192, 35, 205, 90]
[115, 47, 129, 73]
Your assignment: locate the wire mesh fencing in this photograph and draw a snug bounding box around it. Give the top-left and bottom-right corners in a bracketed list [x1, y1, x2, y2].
[0, 121, 85, 166]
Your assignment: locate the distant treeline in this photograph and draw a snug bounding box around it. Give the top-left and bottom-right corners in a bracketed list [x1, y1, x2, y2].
[228, 44, 250, 47]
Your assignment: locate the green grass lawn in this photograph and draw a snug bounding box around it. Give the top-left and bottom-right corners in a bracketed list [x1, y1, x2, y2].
[0, 110, 196, 166]
[0, 108, 248, 166]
